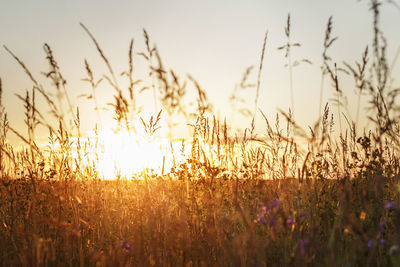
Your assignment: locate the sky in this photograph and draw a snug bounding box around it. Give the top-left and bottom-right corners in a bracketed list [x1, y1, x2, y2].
[1, 0, 400, 144]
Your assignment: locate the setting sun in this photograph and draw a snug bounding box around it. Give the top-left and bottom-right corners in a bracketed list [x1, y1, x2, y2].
[84, 129, 185, 179]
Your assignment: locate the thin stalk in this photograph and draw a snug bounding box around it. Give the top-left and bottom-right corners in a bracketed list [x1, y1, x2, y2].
[318, 74, 325, 119]
[93, 89, 102, 129]
[356, 90, 362, 131]
[253, 31, 268, 120]
[337, 93, 342, 134]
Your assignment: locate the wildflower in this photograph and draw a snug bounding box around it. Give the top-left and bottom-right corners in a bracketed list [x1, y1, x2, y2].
[255, 214, 267, 225]
[379, 239, 386, 247]
[261, 205, 267, 213]
[269, 216, 277, 227]
[119, 240, 132, 250]
[385, 201, 396, 210]
[299, 211, 307, 218]
[271, 200, 280, 208]
[367, 240, 373, 250]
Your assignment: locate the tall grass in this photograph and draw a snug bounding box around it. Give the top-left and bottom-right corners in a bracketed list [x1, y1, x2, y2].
[1, 0, 400, 266]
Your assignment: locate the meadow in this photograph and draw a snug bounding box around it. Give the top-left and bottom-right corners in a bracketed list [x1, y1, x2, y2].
[1, 0, 400, 266]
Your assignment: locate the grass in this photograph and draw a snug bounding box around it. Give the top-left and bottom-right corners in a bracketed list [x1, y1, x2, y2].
[1, 0, 400, 266]
[1, 177, 399, 266]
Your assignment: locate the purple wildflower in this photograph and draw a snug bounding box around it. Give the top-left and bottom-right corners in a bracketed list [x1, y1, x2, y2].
[385, 201, 396, 210]
[269, 216, 277, 227]
[261, 205, 268, 214]
[256, 214, 267, 225]
[271, 200, 280, 208]
[367, 240, 373, 250]
[379, 239, 386, 247]
[119, 240, 132, 251]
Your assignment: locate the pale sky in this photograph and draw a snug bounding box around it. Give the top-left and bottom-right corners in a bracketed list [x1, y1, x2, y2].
[1, 0, 399, 144]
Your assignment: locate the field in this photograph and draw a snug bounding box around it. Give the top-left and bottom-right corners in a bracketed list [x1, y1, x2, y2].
[1, 0, 400, 266]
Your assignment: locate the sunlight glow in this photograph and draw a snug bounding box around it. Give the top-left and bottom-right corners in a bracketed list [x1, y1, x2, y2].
[83, 129, 188, 180]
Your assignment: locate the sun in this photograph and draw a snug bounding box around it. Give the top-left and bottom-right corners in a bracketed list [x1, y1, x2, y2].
[82, 128, 188, 180]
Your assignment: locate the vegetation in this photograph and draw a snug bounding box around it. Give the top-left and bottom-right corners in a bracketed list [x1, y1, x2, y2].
[1, 0, 400, 265]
